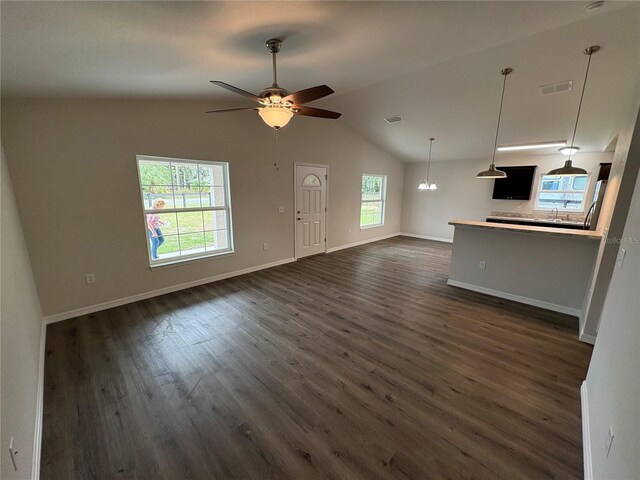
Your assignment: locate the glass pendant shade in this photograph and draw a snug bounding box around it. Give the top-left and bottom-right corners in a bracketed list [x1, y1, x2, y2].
[476, 163, 507, 178]
[418, 180, 437, 190]
[418, 137, 438, 191]
[547, 160, 587, 176]
[259, 106, 293, 129]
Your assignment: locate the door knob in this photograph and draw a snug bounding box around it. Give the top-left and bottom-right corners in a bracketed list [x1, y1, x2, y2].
[297, 217, 302, 221]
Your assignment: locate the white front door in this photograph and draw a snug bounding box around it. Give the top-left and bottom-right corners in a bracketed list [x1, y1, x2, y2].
[295, 164, 327, 259]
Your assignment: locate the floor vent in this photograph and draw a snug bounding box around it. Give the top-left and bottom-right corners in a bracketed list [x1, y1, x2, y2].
[540, 80, 573, 95]
[384, 115, 403, 124]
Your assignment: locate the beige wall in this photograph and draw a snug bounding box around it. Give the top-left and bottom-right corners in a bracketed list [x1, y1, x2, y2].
[1, 99, 404, 317]
[401, 152, 611, 241]
[1, 144, 44, 479]
[583, 166, 640, 479]
[581, 101, 640, 339]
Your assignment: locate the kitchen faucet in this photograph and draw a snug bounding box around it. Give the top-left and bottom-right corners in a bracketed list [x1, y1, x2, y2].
[552, 207, 559, 220]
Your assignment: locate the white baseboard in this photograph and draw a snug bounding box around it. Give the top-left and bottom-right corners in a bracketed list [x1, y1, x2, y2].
[446, 279, 581, 317]
[579, 331, 597, 345]
[581, 381, 593, 480]
[399, 232, 453, 243]
[44, 257, 296, 324]
[32, 321, 46, 480]
[326, 233, 400, 253]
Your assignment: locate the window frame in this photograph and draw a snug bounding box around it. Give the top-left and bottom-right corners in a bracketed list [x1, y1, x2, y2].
[136, 155, 234, 268]
[533, 172, 591, 213]
[360, 174, 387, 229]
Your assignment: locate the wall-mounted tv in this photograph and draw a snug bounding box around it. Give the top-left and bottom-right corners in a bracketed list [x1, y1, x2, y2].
[492, 166, 537, 200]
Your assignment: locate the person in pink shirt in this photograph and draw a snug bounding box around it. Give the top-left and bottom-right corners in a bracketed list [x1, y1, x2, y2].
[147, 198, 167, 259]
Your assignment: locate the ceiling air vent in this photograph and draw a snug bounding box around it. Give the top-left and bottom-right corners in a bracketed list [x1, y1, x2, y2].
[384, 115, 403, 124]
[539, 80, 573, 95]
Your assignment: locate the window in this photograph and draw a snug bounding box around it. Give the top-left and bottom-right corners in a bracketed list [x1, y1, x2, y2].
[534, 173, 590, 211]
[136, 156, 233, 266]
[360, 174, 387, 228]
[302, 174, 321, 186]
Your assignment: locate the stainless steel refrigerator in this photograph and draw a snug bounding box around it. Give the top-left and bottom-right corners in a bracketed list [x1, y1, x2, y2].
[584, 180, 607, 230]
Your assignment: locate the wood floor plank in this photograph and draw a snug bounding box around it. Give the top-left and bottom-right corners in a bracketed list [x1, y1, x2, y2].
[42, 236, 592, 479]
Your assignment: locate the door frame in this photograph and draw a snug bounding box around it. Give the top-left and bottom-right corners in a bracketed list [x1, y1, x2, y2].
[293, 162, 330, 260]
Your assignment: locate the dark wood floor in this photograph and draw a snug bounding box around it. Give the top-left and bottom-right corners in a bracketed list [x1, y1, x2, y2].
[42, 236, 592, 479]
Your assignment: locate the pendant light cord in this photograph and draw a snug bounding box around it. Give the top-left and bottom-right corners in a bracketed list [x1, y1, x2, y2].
[426, 138, 434, 181]
[491, 69, 510, 166]
[567, 50, 594, 162]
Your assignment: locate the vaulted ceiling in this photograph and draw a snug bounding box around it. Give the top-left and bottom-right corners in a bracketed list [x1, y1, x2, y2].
[2, 1, 639, 162]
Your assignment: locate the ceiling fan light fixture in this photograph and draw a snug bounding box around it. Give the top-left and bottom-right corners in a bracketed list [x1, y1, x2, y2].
[207, 38, 341, 128]
[259, 106, 294, 129]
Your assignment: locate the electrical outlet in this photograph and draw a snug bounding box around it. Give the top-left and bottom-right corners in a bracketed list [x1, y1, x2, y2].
[479, 261, 486, 270]
[278, 206, 285, 213]
[9, 436, 18, 471]
[263, 243, 268, 251]
[85, 273, 95, 284]
[605, 426, 614, 456]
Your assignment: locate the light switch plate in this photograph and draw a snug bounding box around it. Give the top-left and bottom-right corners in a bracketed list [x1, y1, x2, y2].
[278, 206, 285, 213]
[616, 248, 626, 269]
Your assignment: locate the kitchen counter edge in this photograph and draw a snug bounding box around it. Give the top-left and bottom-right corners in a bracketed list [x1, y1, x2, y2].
[449, 220, 602, 240]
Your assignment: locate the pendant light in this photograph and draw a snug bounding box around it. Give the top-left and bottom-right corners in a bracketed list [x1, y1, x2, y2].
[418, 137, 438, 191]
[548, 46, 600, 175]
[476, 67, 512, 179]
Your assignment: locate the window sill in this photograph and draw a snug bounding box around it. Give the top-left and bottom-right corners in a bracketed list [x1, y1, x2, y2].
[149, 249, 234, 270]
[360, 224, 384, 230]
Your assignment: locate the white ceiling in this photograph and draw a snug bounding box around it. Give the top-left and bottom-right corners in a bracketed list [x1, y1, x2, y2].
[322, 4, 640, 162]
[2, 1, 639, 162]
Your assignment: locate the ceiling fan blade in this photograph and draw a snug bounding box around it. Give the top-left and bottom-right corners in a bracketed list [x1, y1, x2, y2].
[283, 85, 334, 105]
[209, 81, 262, 102]
[205, 107, 257, 113]
[293, 106, 342, 119]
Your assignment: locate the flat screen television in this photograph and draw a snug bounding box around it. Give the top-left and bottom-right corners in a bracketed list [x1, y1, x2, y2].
[491, 166, 537, 200]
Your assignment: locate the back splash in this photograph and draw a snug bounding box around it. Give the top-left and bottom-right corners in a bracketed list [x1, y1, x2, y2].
[490, 211, 587, 222]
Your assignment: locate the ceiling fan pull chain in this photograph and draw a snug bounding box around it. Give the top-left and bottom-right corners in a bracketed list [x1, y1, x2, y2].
[273, 128, 279, 171]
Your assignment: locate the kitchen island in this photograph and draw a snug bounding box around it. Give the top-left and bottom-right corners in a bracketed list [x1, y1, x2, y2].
[447, 220, 601, 324]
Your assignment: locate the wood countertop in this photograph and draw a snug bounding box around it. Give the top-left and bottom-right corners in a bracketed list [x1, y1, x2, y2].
[449, 219, 602, 240]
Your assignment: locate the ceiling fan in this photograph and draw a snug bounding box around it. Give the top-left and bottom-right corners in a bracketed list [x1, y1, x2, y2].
[207, 38, 342, 129]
